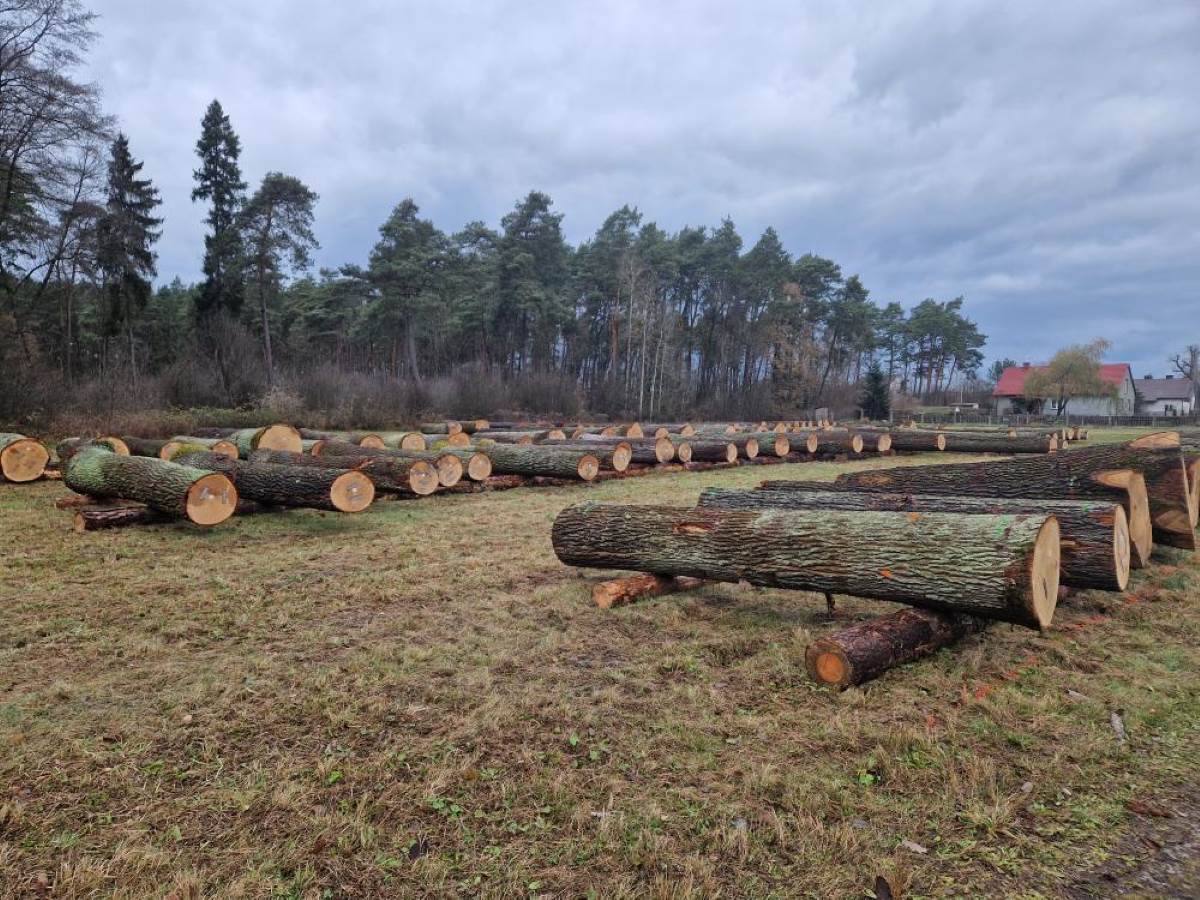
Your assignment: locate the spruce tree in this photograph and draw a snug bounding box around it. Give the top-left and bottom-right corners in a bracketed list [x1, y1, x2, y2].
[192, 99, 246, 319]
[859, 361, 891, 420]
[96, 133, 162, 376]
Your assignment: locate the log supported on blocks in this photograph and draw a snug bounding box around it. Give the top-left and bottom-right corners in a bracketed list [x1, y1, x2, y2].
[805, 607, 989, 688]
[835, 432, 1190, 550]
[174, 450, 374, 511]
[0, 433, 49, 482]
[700, 487, 1131, 591]
[64, 446, 238, 525]
[72, 499, 263, 532]
[552, 502, 1062, 628]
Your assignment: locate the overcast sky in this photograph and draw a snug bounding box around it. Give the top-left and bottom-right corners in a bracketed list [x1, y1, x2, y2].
[85, 0, 1199, 376]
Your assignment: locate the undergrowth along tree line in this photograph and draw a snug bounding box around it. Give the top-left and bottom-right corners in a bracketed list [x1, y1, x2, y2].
[1, 0, 987, 431]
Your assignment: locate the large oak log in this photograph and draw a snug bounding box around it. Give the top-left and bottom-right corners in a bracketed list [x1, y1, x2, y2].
[672, 438, 736, 463]
[0, 433, 49, 482]
[479, 444, 600, 480]
[541, 442, 632, 472]
[886, 431, 946, 452]
[700, 487, 1130, 591]
[578, 433, 675, 463]
[552, 502, 1062, 628]
[174, 450, 374, 511]
[836, 432, 1191, 549]
[64, 446, 237, 525]
[310, 441, 460, 489]
[738, 432, 790, 457]
[853, 432, 893, 453]
[228, 425, 302, 456]
[806, 608, 988, 688]
[939, 433, 1058, 454]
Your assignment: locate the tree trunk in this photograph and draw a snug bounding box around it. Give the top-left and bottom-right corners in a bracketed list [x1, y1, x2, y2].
[836, 432, 1190, 549]
[541, 443, 632, 472]
[478, 444, 600, 480]
[700, 487, 1131, 591]
[853, 432, 893, 453]
[552, 502, 1062, 629]
[0, 433, 49, 482]
[592, 574, 707, 609]
[64, 447, 238, 525]
[174, 451, 374, 511]
[806, 608, 989, 688]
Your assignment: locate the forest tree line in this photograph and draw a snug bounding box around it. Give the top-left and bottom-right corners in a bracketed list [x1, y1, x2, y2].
[1, 0, 987, 426]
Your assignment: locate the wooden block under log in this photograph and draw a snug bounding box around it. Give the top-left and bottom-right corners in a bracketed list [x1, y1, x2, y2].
[592, 574, 707, 609]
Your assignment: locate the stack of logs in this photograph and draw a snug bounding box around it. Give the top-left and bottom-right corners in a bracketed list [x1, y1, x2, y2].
[14, 416, 1076, 531]
[552, 431, 1195, 690]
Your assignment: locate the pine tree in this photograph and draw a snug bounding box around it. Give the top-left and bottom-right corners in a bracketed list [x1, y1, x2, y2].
[192, 100, 246, 319]
[859, 361, 891, 420]
[96, 133, 162, 376]
[240, 173, 319, 380]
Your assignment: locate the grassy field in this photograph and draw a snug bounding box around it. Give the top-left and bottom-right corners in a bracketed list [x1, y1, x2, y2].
[2, 436, 1198, 898]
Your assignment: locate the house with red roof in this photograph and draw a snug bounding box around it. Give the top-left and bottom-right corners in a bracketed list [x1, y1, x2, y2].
[992, 362, 1136, 416]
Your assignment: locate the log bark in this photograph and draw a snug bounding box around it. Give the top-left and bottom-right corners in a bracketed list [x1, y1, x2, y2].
[939, 433, 1058, 454]
[644, 423, 696, 437]
[735, 432, 790, 457]
[806, 608, 989, 688]
[0, 433, 49, 482]
[120, 436, 172, 458]
[228, 425, 302, 456]
[542, 442, 632, 472]
[479, 444, 600, 480]
[853, 432, 893, 453]
[672, 439, 736, 463]
[836, 432, 1191, 550]
[592, 574, 707, 609]
[695, 432, 761, 458]
[578, 433, 674, 463]
[552, 502, 1062, 628]
[174, 450, 374, 511]
[64, 447, 237, 525]
[700, 487, 1130, 591]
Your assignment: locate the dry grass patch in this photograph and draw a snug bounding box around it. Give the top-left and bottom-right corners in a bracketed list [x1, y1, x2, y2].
[1, 444, 1198, 897]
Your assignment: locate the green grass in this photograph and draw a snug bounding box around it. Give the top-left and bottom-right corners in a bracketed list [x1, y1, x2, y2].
[1, 434, 1197, 897]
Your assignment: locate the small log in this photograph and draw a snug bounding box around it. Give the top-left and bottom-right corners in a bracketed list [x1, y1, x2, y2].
[592, 574, 706, 609]
[806, 608, 989, 688]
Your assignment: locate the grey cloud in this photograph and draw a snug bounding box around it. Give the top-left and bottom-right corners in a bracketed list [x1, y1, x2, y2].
[85, 0, 1200, 374]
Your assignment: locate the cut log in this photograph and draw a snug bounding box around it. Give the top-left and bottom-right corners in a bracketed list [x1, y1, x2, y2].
[806, 608, 989, 688]
[854, 432, 893, 453]
[940, 433, 1058, 454]
[886, 431, 946, 452]
[376, 431, 428, 451]
[56, 436, 130, 465]
[542, 442, 633, 472]
[733, 432, 789, 457]
[837, 432, 1190, 550]
[174, 450, 374, 511]
[164, 437, 239, 459]
[591, 574, 707, 609]
[64, 446, 237, 525]
[810, 433, 862, 456]
[552, 502, 1061, 628]
[314, 440, 464, 488]
[479, 444, 600, 480]
[578, 433, 675, 463]
[120, 436, 173, 458]
[700, 487, 1130, 591]
[228, 425, 302, 456]
[672, 439, 736, 463]
[0, 433, 49, 482]
[644, 423, 696, 438]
